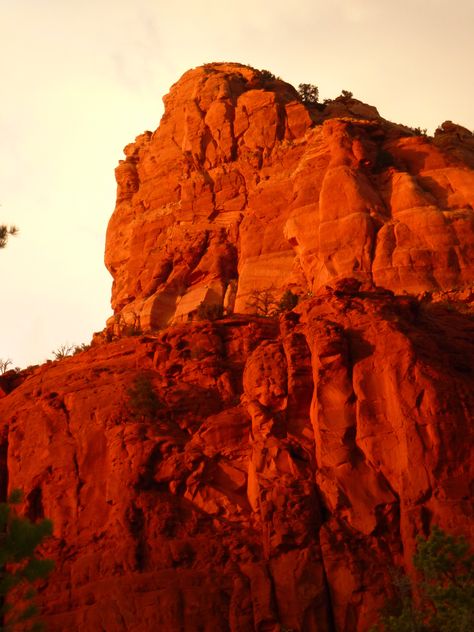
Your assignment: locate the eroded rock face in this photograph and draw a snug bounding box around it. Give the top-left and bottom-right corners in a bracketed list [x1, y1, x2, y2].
[105, 62, 474, 332]
[0, 286, 473, 631]
[1, 64, 473, 631]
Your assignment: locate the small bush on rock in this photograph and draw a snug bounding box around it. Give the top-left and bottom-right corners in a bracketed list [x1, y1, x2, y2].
[127, 373, 162, 421]
[259, 69, 276, 81]
[407, 126, 428, 137]
[340, 89, 353, 99]
[72, 343, 91, 355]
[52, 344, 75, 360]
[277, 290, 299, 312]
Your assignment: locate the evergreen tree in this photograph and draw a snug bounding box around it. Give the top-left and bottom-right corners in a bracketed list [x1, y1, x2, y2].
[372, 527, 474, 631]
[0, 490, 54, 631]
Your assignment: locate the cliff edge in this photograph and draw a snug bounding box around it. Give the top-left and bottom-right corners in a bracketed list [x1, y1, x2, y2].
[105, 62, 474, 334]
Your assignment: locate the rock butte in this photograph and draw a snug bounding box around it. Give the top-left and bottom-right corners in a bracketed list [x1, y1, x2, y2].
[1, 63, 473, 631]
[105, 63, 474, 334]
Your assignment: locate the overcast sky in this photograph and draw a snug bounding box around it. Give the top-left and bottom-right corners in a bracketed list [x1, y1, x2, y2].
[1, 0, 473, 368]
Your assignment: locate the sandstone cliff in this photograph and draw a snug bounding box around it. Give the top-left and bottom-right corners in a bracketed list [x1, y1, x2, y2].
[104, 63, 474, 333]
[1, 63, 473, 632]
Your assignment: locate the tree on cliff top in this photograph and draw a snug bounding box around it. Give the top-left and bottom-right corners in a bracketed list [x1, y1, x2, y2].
[298, 83, 319, 105]
[372, 526, 474, 631]
[0, 490, 54, 631]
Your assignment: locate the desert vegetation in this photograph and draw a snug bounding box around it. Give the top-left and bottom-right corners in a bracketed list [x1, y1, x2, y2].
[258, 69, 276, 81]
[245, 287, 299, 317]
[0, 490, 54, 631]
[126, 373, 162, 421]
[0, 360, 13, 376]
[339, 89, 353, 100]
[51, 343, 90, 360]
[372, 527, 474, 631]
[0, 226, 18, 250]
[297, 83, 319, 105]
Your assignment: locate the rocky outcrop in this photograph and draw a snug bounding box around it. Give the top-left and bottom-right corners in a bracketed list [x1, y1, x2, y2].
[105, 63, 474, 333]
[1, 63, 473, 631]
[0, 284, 473, 631]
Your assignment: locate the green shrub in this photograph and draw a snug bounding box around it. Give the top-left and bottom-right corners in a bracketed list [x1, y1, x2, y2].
[0, 490, 54, 631]
[127, 373, 162, 421]
[298, 83, 319, 105]
[371, 526, 474, 632]
[72, 343, 91, 355]
[259, 69, 276, 81]
[407, 126, 428, 137]
[277, 290, 299, 312]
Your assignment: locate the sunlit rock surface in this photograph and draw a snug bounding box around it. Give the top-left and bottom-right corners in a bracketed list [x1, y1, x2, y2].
[105, 63, 474, 331]
[1, 63, 473, 631]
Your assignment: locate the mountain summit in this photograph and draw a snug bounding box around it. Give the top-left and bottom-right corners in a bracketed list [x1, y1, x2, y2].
[105, 62, 474, 335]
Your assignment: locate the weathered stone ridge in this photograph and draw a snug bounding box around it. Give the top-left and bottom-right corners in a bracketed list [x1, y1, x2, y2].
[105, 62, 474, 333]
[0, 285, 473, 631]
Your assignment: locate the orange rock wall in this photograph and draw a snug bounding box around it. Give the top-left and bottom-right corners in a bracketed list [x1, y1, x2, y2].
[1, 63, 473, 632]
[105, 63, 474, 332]
[1, 286, 473, 631]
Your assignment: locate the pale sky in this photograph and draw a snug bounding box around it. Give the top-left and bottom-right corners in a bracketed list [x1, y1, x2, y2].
[1, 0, 473, 368]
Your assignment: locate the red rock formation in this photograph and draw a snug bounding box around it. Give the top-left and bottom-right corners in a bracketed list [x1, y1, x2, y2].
[1, 63, 473, 631]
[1, 286, 473, 631]
[105, 63, 474, 333]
